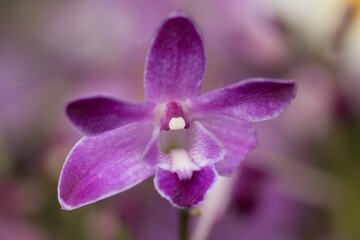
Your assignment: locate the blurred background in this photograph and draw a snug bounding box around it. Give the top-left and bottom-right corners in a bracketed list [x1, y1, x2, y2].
[0, 0, 359, 239]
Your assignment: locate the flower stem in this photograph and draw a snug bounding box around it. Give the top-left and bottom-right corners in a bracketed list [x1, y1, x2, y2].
[179, 209, 190, 240]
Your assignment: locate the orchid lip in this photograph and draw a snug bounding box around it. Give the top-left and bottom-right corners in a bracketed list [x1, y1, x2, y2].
[168, 148, 200, 180]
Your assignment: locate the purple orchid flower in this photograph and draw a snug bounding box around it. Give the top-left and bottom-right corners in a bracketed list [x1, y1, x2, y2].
[58, 12, 296, 210]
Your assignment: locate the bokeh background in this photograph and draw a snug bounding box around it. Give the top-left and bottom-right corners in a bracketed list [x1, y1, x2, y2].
[0, 0, 360, 239]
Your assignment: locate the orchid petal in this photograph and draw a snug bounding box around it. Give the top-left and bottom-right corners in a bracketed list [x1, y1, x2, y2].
[66, 96, 156, 136]
[200, 116, 258, 176]
[188, 78, 296, 122]
[58, 123, 156, 210]
[154, 166, 216, 208]
[144, 12, 205, 102]
[187, 121, 225, 167]
[141, 127, 170, 168]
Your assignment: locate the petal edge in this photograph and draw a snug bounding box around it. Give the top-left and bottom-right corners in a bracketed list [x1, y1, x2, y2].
[188, 78, 296, 122]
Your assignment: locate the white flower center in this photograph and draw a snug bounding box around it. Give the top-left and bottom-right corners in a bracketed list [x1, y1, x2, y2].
[169, 148, 200, 180]
[169, 117, 186, 130]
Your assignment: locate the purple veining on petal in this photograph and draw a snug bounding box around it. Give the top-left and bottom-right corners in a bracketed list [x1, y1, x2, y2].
[66, 96, 156, 136]
[154, 166, 216, 208]
[200, 116, 258, 176]
[188, 78, 296, 122]
[144, 12, 205, 102]
[58, 122, 156, 210]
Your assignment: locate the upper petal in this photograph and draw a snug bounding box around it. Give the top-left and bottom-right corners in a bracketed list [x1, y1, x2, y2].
[200, 116, 258, 176]
[144, 12, 205, 102]
[58, 122, 156, 210]
[154, 166, 217, 208]
[188, 78, 296, 122]
[66, 96, 156, 136]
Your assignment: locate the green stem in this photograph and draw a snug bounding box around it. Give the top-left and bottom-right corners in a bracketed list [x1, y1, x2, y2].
[179, 209, 190, 240]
